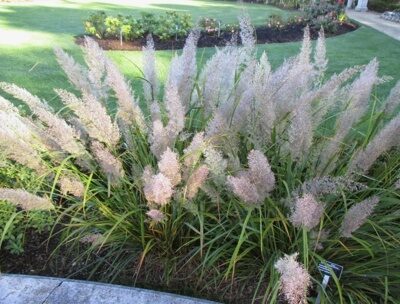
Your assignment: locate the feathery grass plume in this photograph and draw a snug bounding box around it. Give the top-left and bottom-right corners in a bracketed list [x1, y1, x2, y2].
[204, 147, 228, 180]
[0, 188, 53, 211]
[288, 98, 313, 160]
[166, 30, 199, 109]
[275, 253, 311, 304]
[105, 56, 146, 132]
[165, 84, 185, 141]
[91, 141, 124, 184]
[349, 115, 400, 174]
[384, 80, 400, 115]
[0, 95, 19, 113]
[149, 120, 169, 159]
[146, 209, 165, 222]
[149, 85, 185, 159]
[247, 149, 275, 196]
[58, 174, 85, 197]
[0, 82, 86, 156]
[294, 176, 367, 199]
[238, 14, 256, 51]
[340, 196, 380, 238]
[158, 147, 181, 186]
[54, 47, 92, 96]
[142, 165, 154, 185]
[289, 194, 325, 230]
[299, 25, 311, 66]
[232, 87, 254, 130]
[252, 52, 275, 143]
[314, 27, 328, 78]
[82, 36, 108, 99]
[318, 59, 379, 174]
[186, 165, 209, 200]
[205, 111, 230, 140]
[227, 175, 261, 205]
[395, 179, 400, 190]
[0, 111, 47, 174]
[197, 47, 238, 115]
[183, 132, 206, 168]
[55, 89, 120, 147]
[142, 35, 159, 102]
[143, 173, 173, 206]
[312, 67, 360, 128]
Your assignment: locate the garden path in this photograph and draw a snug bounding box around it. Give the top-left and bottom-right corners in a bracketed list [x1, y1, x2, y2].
[346, 9, 400, 41]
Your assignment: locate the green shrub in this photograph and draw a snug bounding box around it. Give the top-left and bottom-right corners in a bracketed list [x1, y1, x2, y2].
[303, 2, 345, 32]
[153, 11, 193, 41]
[368, 0, 400, 12]
[1, 18, 399, 303]
[84, 11, 107, 39]
[198, 17, 221, 34]
[104, 15, 124, 39]
[84, 11, 193, 41]
[0, 158, 54, 255]
[0, 201, 54, 255]
[140, 12, 159, 34]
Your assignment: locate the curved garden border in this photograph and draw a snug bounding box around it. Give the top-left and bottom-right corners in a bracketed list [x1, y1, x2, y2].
[0, 274, 219, 304]
[76, 22, 358, 51]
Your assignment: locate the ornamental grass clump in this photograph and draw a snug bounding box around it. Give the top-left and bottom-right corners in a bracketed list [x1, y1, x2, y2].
[0, 16, 399, 303]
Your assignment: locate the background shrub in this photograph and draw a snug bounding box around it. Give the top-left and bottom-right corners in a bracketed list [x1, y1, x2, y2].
[84, 11, 193, 41]
[368, 0, 400, 12]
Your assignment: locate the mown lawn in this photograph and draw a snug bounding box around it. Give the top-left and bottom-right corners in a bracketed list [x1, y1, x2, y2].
[0, 0, 399, 108]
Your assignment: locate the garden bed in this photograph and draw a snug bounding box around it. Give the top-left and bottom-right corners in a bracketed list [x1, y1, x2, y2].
[0, 234, 259, 304]
[75, 22, 357, 51]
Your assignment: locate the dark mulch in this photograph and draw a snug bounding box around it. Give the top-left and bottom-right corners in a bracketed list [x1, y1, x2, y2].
[75, 22, 358, 51]
[0, 230, 265, 303]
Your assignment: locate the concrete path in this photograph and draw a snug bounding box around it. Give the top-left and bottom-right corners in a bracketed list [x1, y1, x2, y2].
[0, 274, 220, 304]
[346, 9, 400, 41]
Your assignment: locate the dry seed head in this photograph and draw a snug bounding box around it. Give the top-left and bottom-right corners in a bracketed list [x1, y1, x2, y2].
[143, 173, 173, 206]
[91, 141, 124, 184]
[146, 209, 165, 222]
[340, 196, 379, 238]
[158, 147, 181, 187]
[0, 188, 54, 211]
[275, 253, 311, 304]
[289, 194, 325, 230]
[186, 165, 209, 200]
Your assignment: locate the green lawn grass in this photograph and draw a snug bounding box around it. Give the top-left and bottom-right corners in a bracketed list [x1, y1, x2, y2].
[0, 0, 399, 108]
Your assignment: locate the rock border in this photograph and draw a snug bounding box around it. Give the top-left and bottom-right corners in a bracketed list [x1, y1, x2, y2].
[0, 274, 220, 304]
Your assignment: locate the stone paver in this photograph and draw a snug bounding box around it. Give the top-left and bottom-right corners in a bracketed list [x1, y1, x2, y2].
[0, 274, 219, 304]
[347, 9, 400, 41]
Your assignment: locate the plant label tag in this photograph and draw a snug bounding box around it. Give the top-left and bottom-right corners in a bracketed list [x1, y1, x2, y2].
[318, 261, 343, 279]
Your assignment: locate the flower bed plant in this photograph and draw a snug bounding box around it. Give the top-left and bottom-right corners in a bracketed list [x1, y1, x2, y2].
[1, 16, 399, 303]
[84, 11, 193, 41]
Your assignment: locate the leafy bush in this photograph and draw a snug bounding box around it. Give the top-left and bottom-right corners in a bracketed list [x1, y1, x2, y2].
[153, 11, 193, 41]
[265, 0, 312, 9]
[368, 0, 400, 12]
[303, 2, 346, 32]
[1, 17, 400, 303]
[0, 158, 55, 255]
[198, 17, 221, 34]
[84, 11, 107, 39]
[84, 11, 193, 41]
[0, 201, 54, 255]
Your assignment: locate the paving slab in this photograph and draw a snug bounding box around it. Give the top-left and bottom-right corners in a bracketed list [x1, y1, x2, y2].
[0, 274, 220, 304]
[347, 9, 400, 41]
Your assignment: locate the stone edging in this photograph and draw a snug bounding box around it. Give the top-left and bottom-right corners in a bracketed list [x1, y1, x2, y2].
[0, 274, 220, 304]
